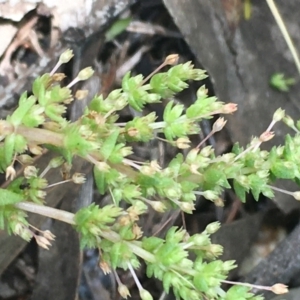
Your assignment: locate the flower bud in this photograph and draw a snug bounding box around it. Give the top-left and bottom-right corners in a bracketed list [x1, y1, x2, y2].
[13, 223, 25, 236]
[176, 137, 191, 149]
[72, 173, 86, 184]
[212, 117, 227, 132]
[59, 49, 74, 64]
[29, 144, 43, 155]
[273, 108, 285, 122]
[63, 97, 74, 104]
[140, 289, 153, 300]
[118, 215, 132, 226]
[205, 222, 221, 234]
[132, 224, 143, 239]
[17, 154, 34, 165]
[259, 131, 275, 142]
[190, 68, 207, 80]
[51, 73, 66, 82]
[114, 95, 128, 110]
[36, 190, 47, 200]
[35, 235, 52, 250]
[214, 197, 224, 207]
[77, 67, 94, 81]
[75, 89, 89, 100]
[209, 244, 223, 256]
[6, 165, 16, 180]
[14, 225, 33, 241]
[49, 156, 64, 169]
[127, 127, 138, 137]
[222, 260, 236, 271]
[140, 166, 156, 176]
[89, 225, 101, 236]
[189, 233, 210, 246]
[119, 146, 133, 157]
[178, 201, 195, 213]
[236, 175, 249, 186]
[200, 146, 213, 157]
[148, 200, 166, 213]
[189, 163, 200, 175]
[186, 148, 199, 162]
[283, 115, 295, 128]
[271, 283, 288, 294]
[165, 186, 181, 200]
[43, 230, 55, 241]
[127, 200, 147, 216]
[220, 103, 238, 114]
[95, 161, 110, 172]
[196, 85, 208, 98]
[24, 166, 38, 178]
[221, 153, 235, 163]
[42, 121, 62, 131]
[202, 190, 219, 201]
[165, 54, 179, 65]
[99, 260, 111, 274]
[118, 284, 131, 299]
[293, 191, 300, 200]
[35, 178, 48, 189]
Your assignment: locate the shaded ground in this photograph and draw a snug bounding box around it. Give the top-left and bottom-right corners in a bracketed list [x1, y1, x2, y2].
[0, 1, 300, 300]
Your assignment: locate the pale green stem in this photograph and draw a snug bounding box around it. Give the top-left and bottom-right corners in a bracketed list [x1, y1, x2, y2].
[16, 125, 64, 147]
[267, 184, 294, 196]
[125, 241, 156, 263]
[46, 179, 72, 188]
[149, 121, 166, 130]
[127, 262, 143, 291]
[266, 0, 300, 75]
[221, 279, 271, 292]
[15, 201, 75, 225]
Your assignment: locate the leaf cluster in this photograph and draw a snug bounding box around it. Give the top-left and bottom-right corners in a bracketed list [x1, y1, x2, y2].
[0, 51, 294, 300]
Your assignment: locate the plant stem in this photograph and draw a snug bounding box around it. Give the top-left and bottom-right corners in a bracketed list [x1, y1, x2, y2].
[16, 126, 64, 147]
[14, 201, 75, 225]
[125, 241, 156, 263]
[266, 0, 300, 75]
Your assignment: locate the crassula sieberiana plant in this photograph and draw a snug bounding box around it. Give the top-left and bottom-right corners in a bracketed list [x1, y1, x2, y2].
[0, 49, 293, 299]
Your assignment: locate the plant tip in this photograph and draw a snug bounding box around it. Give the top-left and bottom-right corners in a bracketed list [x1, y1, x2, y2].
[165, 54, 179, 65]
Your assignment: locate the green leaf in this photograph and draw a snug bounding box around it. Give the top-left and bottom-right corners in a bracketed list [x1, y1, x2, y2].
[105, 17, 132, 41]
[203, 166, 229, 189]
[94, 166, 107, 195]
[4, 133, 16, 165]
[270, 73, 295, 92]
[248, 174, 267, 201]
[163, 101, 184, 123]
[142, 236, 164, 252]
[150, 73, 173, 98]
[186, 96, 218, 119]
[100, 129, 119, 161]
[9, 94, 36, 126]
[32, 74, 50, 100]
[45, 103, 66, 123]
[226, 285, 263, 300]
[165, 227, 185, 243]
[271, 161, 296, 179]
[233, 179, 246, 202]
[193, 273, 209, 292]
[162, 271, 173, 294]
[110, 241, 129, 268]
[0, 188, 24, 205]
[14, 134, 27, 153]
